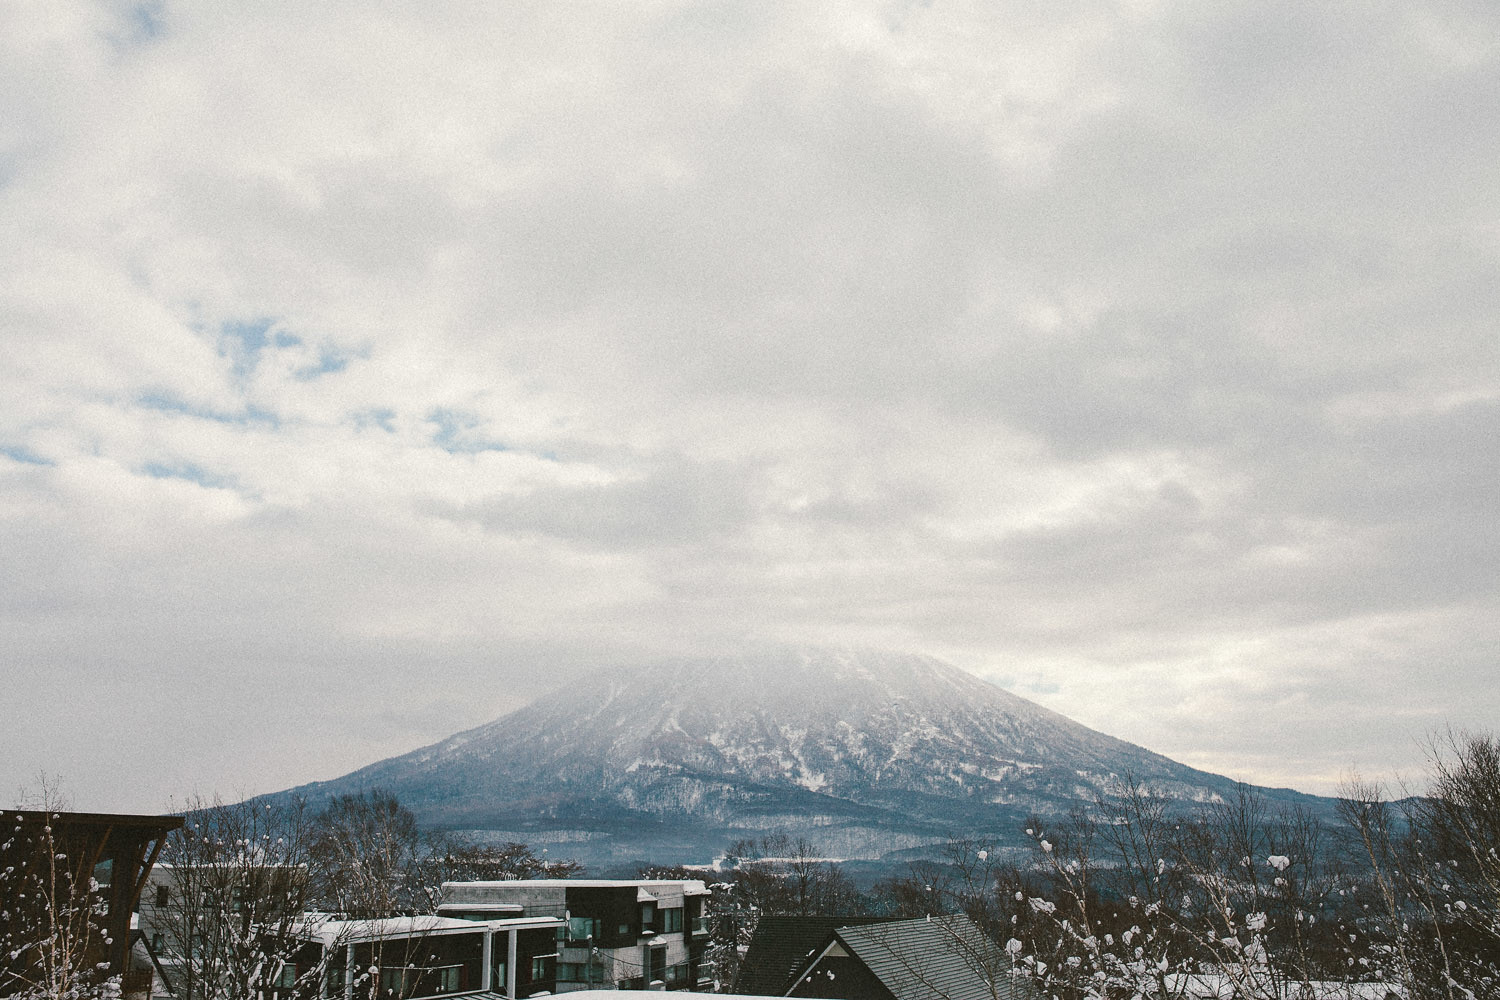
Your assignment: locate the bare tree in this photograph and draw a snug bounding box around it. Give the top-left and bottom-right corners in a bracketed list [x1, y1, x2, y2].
[1005, 784, 1384, 999]
[881, 780, 1393, 999]
[307, 792, 431, 919]
[146, 796, 321, 1000]
[722, 833, 859, 919]
[1340, 731, 1500, 999]
[708, 833, 863, 987]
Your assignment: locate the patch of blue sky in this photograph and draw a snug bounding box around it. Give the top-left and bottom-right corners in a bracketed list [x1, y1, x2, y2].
[428, 408, 509, 454]
[104, 1, 166, 50]
[355, 409, 397, 433]
[141, 461, 233, 490]
[131, 2, 166, 39]
[137, 392, 280, 428]
[293, 348, 351, 381]
[1, 444, 52, 466]
[219, 318, 275, 377]
[213, 318, 356, 382]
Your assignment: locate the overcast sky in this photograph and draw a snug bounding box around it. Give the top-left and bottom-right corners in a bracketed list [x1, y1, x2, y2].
[3, 0, 1497, 812]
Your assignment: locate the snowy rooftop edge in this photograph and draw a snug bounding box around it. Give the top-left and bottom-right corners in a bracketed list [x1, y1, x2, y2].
[441, 878, 708, 893]
[295, 914, 562, 944]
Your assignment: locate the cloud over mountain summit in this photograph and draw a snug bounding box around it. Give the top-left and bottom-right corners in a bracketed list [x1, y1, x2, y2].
[277, 647, 1329, 862]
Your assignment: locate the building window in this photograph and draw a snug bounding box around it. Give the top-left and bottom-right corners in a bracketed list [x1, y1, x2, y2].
[640, 904, 655, 931]
[379, 967, 412, 995]
[567, 916, 601, 942]
[530, 957, 547, 982]
[155, 885, 170, 907]
[556, 961, 605, 984]
[645, 946, 666, 983]
[150, 933, 164, 952]
[659, 908, 682, 934]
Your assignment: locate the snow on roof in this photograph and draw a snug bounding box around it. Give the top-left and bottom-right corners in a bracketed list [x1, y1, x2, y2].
[555, 993, 779, 1000]
[295, 914, 561, 946]
[441, 878, 708, 894]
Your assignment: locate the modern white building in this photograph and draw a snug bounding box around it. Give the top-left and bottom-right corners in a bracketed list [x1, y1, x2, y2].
[439, 880, 713, 992]
[288, 914, 565, 1000]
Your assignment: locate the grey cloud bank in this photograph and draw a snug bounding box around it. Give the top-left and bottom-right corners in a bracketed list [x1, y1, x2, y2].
[1, 0, 1496, 810]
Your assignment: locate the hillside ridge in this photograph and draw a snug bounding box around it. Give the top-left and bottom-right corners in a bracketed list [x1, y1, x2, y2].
[273, 646, 1331, 864]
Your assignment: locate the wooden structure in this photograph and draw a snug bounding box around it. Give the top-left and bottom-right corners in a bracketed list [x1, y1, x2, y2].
[0, 809, 183, 999]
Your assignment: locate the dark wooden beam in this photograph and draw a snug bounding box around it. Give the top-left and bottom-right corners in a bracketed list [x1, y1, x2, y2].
[132, 834, 166, 904]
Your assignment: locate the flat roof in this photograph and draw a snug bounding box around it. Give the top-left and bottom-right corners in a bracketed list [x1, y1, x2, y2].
[3, 809, 184, 832]
[443, 879, 709, 894]
[559, 993, 779, 999]
[297, 914, 562, 946]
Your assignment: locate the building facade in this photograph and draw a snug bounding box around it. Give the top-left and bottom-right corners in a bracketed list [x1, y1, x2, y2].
[287, 914, 564, 1000]
[439, 880, 712, 992]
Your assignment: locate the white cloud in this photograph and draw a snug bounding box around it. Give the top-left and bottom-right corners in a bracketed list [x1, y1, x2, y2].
[2, 0, 1497, 808]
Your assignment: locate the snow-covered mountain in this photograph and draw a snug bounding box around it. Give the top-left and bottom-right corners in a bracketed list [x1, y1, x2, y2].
[279, 647, 1328, 864]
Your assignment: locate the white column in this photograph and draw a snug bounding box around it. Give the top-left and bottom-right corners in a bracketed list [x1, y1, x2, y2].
[481, 930, 493, 992]
[506, 930, 517, 998]
[344, 944, 355, 1000]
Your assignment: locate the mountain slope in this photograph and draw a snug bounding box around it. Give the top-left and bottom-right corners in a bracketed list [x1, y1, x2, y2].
[279, 647, 1327, 863]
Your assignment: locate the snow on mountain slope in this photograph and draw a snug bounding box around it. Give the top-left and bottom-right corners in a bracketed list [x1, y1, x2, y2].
[279, 647, 1326, 859]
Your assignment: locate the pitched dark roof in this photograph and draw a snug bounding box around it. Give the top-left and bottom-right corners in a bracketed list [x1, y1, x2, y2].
[821, 915, 1033, 1000]
[731, 915, 899, 996]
